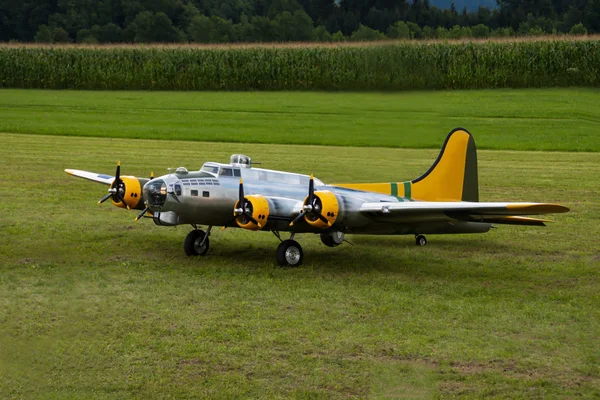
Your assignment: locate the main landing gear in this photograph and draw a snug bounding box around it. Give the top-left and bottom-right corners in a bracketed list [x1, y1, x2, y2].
[272, 232, 303, 267]
[276, 240, 304, 267]
[184, 226, 211, 256]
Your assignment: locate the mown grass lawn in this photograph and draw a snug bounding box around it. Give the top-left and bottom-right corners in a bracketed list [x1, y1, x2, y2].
[1, 132, 598, 398]
[0, 88, 599, 151]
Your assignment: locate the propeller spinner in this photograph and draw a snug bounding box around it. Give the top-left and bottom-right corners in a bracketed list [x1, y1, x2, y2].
[98, 161, 130, 209]
[234, 179, 262, 228]
[289, 174, 330, 227]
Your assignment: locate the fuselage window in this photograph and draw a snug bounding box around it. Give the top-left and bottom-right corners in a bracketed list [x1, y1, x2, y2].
[175, 184, 182, 196]
[220, 168, 233, 177]
[191, 190, 198, 196]
[202, 191, 210, 198]
[233, 169, 241, 177]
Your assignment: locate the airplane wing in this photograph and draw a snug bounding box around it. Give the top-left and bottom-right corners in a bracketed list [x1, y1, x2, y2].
[359, 201, 569, 226]
[64, 169, 114, 185]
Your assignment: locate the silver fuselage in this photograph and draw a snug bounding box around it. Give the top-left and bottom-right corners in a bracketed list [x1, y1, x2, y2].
[143, 163, 490, 236]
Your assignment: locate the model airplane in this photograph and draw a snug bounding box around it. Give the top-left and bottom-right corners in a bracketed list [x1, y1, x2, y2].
[65, 128, 569, 267]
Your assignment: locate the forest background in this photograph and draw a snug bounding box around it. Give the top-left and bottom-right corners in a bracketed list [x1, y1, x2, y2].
[1, 0, 598, 44]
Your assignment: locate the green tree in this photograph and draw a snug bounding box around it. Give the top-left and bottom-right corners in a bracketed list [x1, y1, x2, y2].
[436, 26, 449, 38]
[250, 16, 278, 41]
[34, 24, 53, 43]
[331, 30, 345, 41]
[99, 23, 123, 43]
[76, 28, 97, 43]
[422, 25, 436, 38]
[187, 15, 213, 42]
[314, 25, 332, 41]
[406, 21, 422, 39]
[386, 21, 410, 39]
[472, 23, 490, 37]
[231, 14, 256, 42]
[569, 22, 587, 35]
[52, 27, 71, 42]
[350, 24, 386, 41]
[131, 11, 182, 42]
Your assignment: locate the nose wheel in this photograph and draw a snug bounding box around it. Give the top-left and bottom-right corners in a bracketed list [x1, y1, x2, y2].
[415, 234, 427, 246]
[276, 239, 304, 267]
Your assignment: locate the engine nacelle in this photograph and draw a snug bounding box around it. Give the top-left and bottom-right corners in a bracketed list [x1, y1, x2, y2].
[235, 195, 270, 230]
[111, 176, 148, 210]
[305, 190, 339, 229]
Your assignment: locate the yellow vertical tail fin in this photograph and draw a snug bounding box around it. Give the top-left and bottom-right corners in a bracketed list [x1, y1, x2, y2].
[410, 127, 479, 202]
[331, 128, 479, 202]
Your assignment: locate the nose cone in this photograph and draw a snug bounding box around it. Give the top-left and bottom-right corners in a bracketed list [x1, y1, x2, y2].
[143, 179, 167, 210]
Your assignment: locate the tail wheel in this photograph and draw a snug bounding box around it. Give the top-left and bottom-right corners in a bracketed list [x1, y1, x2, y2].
[184, 229, 210, 256]
[415, 235, 427, 246]
[276, 240, 303, 267]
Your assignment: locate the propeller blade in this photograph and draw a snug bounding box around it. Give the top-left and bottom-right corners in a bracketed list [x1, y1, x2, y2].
[116, 192, 130, 210]
[134, 207, 149, 221]
[150, 171, 154, 180]
[247, 215, 261, 228]
[239, 178, 244, 204]
[115, 161, 121, 182]
[308, 174, 314, 205]
[289, 211, 305, 227]
[316, 213, 331, 226]
[98, 192, 112, 204]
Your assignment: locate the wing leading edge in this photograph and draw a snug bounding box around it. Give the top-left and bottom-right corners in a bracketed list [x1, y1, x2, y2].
[65, 169, 114, 185]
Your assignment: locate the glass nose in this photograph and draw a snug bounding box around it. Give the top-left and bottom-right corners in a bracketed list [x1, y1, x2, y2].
[144, 179, 167, 208]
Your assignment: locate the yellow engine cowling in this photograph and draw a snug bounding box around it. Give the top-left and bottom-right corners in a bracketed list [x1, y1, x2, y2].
[305, 190, 339, 229]
[111, 176, 147, 210]
[235, 195, 270, 230]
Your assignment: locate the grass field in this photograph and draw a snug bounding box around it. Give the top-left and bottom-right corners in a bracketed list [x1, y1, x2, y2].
[0, 88, 599, 151]
[1, 127, 599, 398]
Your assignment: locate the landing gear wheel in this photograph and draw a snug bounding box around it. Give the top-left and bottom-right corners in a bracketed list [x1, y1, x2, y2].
[184, 229, 210, 256]
[320, 231, 344, 248]
[276, 240, 303, 267]
[415, 234, 427, 246]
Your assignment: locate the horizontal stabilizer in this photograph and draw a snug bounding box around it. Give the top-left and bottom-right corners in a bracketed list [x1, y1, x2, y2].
[478, 216, 551, 226]
[360, 201, 569, 225]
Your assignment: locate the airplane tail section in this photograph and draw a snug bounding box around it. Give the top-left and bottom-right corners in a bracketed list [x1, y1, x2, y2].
[410, 127, 479, 202]
[331, 127, 479, 202]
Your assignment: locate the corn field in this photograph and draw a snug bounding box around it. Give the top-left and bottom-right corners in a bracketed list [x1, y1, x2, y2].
[0, 40, 598, 90]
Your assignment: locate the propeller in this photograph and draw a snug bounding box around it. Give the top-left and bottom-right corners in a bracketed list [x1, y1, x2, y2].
[290, 174, 330, 227]
[234, 179, 262, 228]
[135, 207, 149, 221]
[134, 172, 154, 222]
[98, 161, 130, 210]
